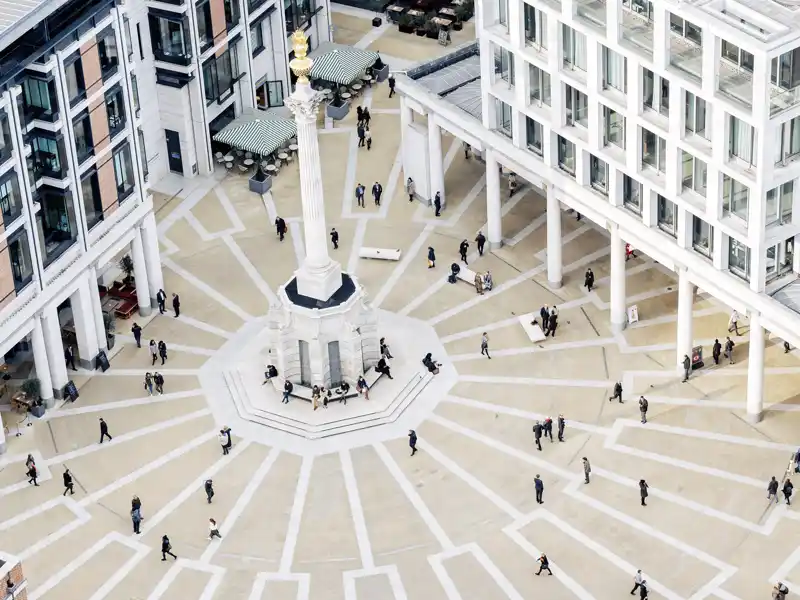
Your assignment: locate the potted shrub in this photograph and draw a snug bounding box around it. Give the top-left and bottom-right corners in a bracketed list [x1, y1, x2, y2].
[118, 254, 134, 285]
[21, 378, 45, 417]
[249, 165, 272, 194]
[425, 19, 439, 39]
[372, 53, 390, 82]
[453, 6, 466, 29]
[325, 92, 351, 121]
[462, 0, 474, 20]
[398, 13, 415, 34]
[104, 311, 116, 350]
[413, 13, 426, 35]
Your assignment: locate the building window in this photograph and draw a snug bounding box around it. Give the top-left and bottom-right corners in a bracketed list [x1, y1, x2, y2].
[498, 0, 508, 27]
[642, 68, 669, 116]
[684, 91, 707, 139]
[196, 0, 213, 52]
[772, 47, 800, 92]
[72, 112, 94, 164]
[622, 174, 642, 214]
[669, 13, 702, 45]
[603, 106, 624, 148]
[81, 170, 103, 230]
[494, 98, 512, 137]
[766, 239, 794, 282]
[64, 56, 86, 106]
[526, 116, 543, 155]
[0, 110, 12, 164]
[249, 0, 267, 13]
[8, 232, 33, 291]
[623, 0, 653, 19]
[656, 195, 676, 236]
[565, 85, 588, 127]
[113, 143, 135, 201]
[285, 0, 317, 33]
[776, 116, 800, 165]
[766, 182, 793, 226]
[729, 116, 756, 166]
[36, 190, 77, 266]
[105, 85, 127, 139]
[124, 17, 134, 61]
[493, 45, 514, 86]
[692, 215, 712, 257]
[728, 238, 750, 280]
[721, 40, 754, 72]
[562, 25, 586, 71]
[722, 174, 750, 223]
[251, 21, 265, 56]
[224, 0, 241, 29]
[641, 128, 666, 172]
[202, 42, 241, 104]
[30, 134, 65, 180]
[529, 64, 550, 105]
[97, 28, 119, 79]
[602, 46, 626, 92]
[256, 80, 285, 108]
[524, 4, 547, 49]
[22, 77, 58, 122]
[131, 73, 140, 117]
[149, 12, 192, 65]
[590, 155, 608, 195]
[557, 135, 575, 176]
[681, 151, 707, 197]
[0, 173, 22, 226]
[138, 127, 148, 180]
[137, 23, 145, 60]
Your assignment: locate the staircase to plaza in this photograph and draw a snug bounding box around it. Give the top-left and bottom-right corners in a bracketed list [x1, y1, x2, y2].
[223, 367, 433, 439]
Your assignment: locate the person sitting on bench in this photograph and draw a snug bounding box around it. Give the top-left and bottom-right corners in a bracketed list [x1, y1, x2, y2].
[338, 381, 351, 404]
[448, 262, 461, 284]
[422, 353, 441, 375]
[377, 357, 394, 379]
[262, 364, 278, 385]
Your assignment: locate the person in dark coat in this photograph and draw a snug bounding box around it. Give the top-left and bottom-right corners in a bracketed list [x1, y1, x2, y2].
[377, 357, 393, 379]
[283, 380, 293, 403]
[65, 346, 76, 370]
[475, 231, 486, 256]
[724, 337, 735, 364]
[545, 313, 558, 337]
[205, 479, 215, 504]
[356, 106, 364, 126]
[539, 305, 550, 333]
[534, 475, 544, 504]
[27, 463, 39, 486]
[609, 382, 623, 403]
[157, 289, 167, 314]
[459, 240, 469, 264]
[768, 476, 780, 503]
[330, 228, 339, 250]
[427, 247, 436, 269]
[158, 340, 168, 365]
[131, 506, 142, 534]
[639, 479, 649, 506]
[388, 75, 396, 98]
[372, 182, 383, 206]
[154, 372, 164, 394]
[363, 107, 371, 127]
[131, 323, 142, 348]
[99, 417, 112, 443]
[434, 192, 442, 217]
[275, 216, 287, 242]
[783, 478, 794, 505]
[409, 430, 418, 456]
[172, 293, 181, 318]
[532, 421, 543, 451]
[557, 414, 566, 442]
[682, 354, 691, 382]
[63, 468, 75, 496]
[639, 580, 649, 599]
[542, 417, 554, 442]
[357, 123, 366, 147]
[161, 535, 177, 560]
[639, 396, 648, 424]
[535, 552, 552, 575]
[584, 268, 595, 292]
[712, 339, 722, 365]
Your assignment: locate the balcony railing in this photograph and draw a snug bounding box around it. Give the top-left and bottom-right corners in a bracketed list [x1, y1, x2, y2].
[620, 9, 653, 57]
[717, 61, 753, 108]
[669, 34, 703, 83]
[576, 0, 606, 28]
[771, 85, 800, 117]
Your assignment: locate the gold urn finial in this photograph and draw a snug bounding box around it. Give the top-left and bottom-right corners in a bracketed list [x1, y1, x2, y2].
[289, 29, 313, 83]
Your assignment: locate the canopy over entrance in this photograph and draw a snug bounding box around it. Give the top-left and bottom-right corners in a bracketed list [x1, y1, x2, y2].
[309, 42, 379, 85]
[212, 108, 297, 157]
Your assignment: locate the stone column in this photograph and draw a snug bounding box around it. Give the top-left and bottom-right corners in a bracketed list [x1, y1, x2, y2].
[141, 212, 164, 305]
[546, 185, 562, 289]
[132, 230, 152, 316]
[609, 225, 627, 332]
[485, 149, 502, 249]
[70, 277, 100, 370]
[676, 268, 694, 373]
[746, 312, 765, 423]
[42, 305, 68, 398]
[428, 118, 445, 209]
[88, 267, 107, 352]
[31, 316, 54, 407]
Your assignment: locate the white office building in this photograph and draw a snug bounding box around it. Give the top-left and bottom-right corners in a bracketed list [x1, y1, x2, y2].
[396, 0, 800, 423]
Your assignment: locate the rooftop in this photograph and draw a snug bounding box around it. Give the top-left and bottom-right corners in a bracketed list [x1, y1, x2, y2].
[409, 42, 482, 121]
[683, 0, 800, 46]
[0, 0, 54, 52]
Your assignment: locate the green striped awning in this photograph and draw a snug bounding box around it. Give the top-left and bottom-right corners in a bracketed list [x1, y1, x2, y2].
[212, 109, 297, 157]
[309, 43, 379, 86]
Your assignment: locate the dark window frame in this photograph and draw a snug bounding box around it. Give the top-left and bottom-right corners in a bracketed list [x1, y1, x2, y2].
[72, 110, 94, 164]
[0, 170, 22, 226]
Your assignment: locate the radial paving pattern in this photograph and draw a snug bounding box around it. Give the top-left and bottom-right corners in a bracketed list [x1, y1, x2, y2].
[3, 9, 800, 600]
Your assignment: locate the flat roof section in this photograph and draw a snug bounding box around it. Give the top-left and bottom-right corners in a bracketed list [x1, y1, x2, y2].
[410, 42, 483, 121]
[0, 0, 51, 50]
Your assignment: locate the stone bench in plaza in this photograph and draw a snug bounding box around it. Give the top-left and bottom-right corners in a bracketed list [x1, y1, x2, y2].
[359, 247, 402, 261]
[455, 266, 478, 285]
[518, 314, 547, 342]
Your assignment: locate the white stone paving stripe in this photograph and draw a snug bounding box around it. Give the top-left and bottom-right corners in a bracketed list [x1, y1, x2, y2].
[377, 146, 403, 219]
[163, 257, 254, 321]
[347, 219, 368, 276]
[177, 315, 235, 339]
[280, 455, 314, 574]
[215, 184, 246, 232]
[457, 375, 612, 388]
[93, 368, 201, 376]
[372, 223, 434, 309]
[447, 337, 617, 361]
[223, 234, 279, 305]
[340, 449, 375, 569]
[115, 334, 216, 356]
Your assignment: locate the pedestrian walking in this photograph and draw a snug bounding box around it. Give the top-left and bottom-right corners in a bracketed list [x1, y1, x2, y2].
[794, 447, 800, 473]
[149, 340, 158, 365]
[27, 463, 39, 486]
[728, 310, 740, 335]
[508, 172, 517, 198]
[219, 429, 229, 455]
[724, 337, 735, 364]
[768, 476, 780, 503]
[63, 468, 75, 495]
[534, 474, 544, 504]
[406, 177, 415, 202]
[144, 372, 154, 395]
[132, 323, 142, 348]
[785, 341, 792, 353]
[774, 582, 790, 600]
[99, 417, 112, 443]
[475, 231, 486, 256]
[380, 337, 394, 359]
[372, 182, 382, 206]
[427, 246, 436, 269]
[158, 340, 168, 365]
[172, 293, 181, 318]
[388, 75, 395, 97]
[639, 479, 649, 506]
[459, 239, 469, 264]
[283, 380, 293, 403]
[409, 429, 418, 456]
[208, 518, 222, 540]
[784, 478, 793, 505]
[131, 506, 142, 534]
[365, 127, 372, 150]
[609, 381, 623, 403]
[584, 268, 595, 292]
[161, 535, 177, 561]
[363, 107, 371, 127]
[474, 272, 484, 295]
[434, 192, 442, 217]
[539, 305, 550, 332]
[331, 228, 339, 249]
[682, 354, 691, 382]
[545, 311, 558, 337]
[221, 426, 232, 455]
[638, 396, 648, 424]
[557, 414, 566, 442]
[357, 123, 365, 147]
[157, 289, 167, 314]
[630, 570, 644, 595]
[543, 417, 554, 442]
[639, 581, 649, 599]
[355, 183, 366, 208]
[582, 457, 591, 483]
[154, 372, 164, 394]
[356, 106, 363, 126]
[533, 420, 543, 451]
[712, 339, 722, 365]
[480, 332, 491, 359]
[65, 345, 76, 370]
[205, 479, 214, 503]
[464, 142, 471, 159]
[535, 553, 552, 575]
[25, 453, 35, 471]
[275, 216, 287, 242]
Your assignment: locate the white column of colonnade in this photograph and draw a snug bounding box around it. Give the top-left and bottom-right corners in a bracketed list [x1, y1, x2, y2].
[676, 268, 694, 372]
[428, 118, 445, 208]
[609, 225, 627, 332]
[31, 316, 54, 407]
[141, 212, 165, 305]
[747, 312, 765, 423]
[131, 230, 152, 317]
[70, 277, 101, 369]
[485, 149, 502, 249]
[546, 184, 562, 289]
[42, 306, 68, 398]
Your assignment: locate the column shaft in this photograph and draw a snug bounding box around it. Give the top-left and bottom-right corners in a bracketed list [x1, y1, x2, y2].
[71, 277, 100, 369]
[746, 312, 765, 423]
[546, 185, 562, 289]
[141, 212, 164, 305]
[89, 267, 107, 352]
[676, 268, 694, 372]
[609, 226, 627, 331]
[31, 317, 54, 407]
[428, 118, 445, 208]
[42, 306, 68, 398]
[132, 229, 152, 317]
[485, 150, 502, 248]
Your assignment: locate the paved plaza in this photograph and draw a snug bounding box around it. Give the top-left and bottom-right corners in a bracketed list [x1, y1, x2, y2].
[2, 9, 800, 600]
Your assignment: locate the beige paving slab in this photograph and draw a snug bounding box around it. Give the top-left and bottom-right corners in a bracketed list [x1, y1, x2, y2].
[443, 322, 531, 355]
[623, 311, 727, 347]
[0, 502, 77, 555]
[366, 22, 476, 62]
[106, 550, 167, 600]
[376, 229, 443, 313]
[307, 564, 347, 600]
[210, 569, 255, 600]
[167, 217, 208, 257]
[500, 189, 546, 240]
[233, 228, 300, 291]
[160, 565, 212, 600]
[109, 341, 209, 369]
[259, 580, 300, 600]
[153, 191, 184, 222]
[220, 177, 272, 234]
[352, 114, 399, 215]
[391, 553, 450, 600]
[354, 220, 425, 292]
[441, 551, 512, 600]
[453, 345, 610, 380]
[59, 373, 200, 408]
[191, 188, 235, 234]
[370, 83, 400, 111]
[271, 159, 304, 220]
[332, 13, 373, 46]
[163, 263, 245, 332]
[141, 314, 228, 351]
[354, 573, 395, 600]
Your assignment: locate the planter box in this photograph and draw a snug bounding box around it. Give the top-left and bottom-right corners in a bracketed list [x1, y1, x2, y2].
[107, 334, 116, 350]
[326, 101, 350, 121]
[453, 21, 463, 30]
[373, 64, 390, 82]
[415, 29, 426, 36]
[398, 24, 414, 33]
[425, 30, 439, 39]
[249, 173, 273, 194]
[372, 16, 382, 26]
[30, 404, 45, 418]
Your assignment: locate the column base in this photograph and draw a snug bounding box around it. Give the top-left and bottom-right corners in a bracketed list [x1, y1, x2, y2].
[138, 305, 153, 318]
[488, 241, 503, 250]
[43, 396, 56, 409]
[610, 321, 627, 334]
[548, 279, 562, 290]
[52, 387, 64, 400]
[745, 410, 763, 424]
[0, 441, 6, 454]
[77, 358, 96, 371]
